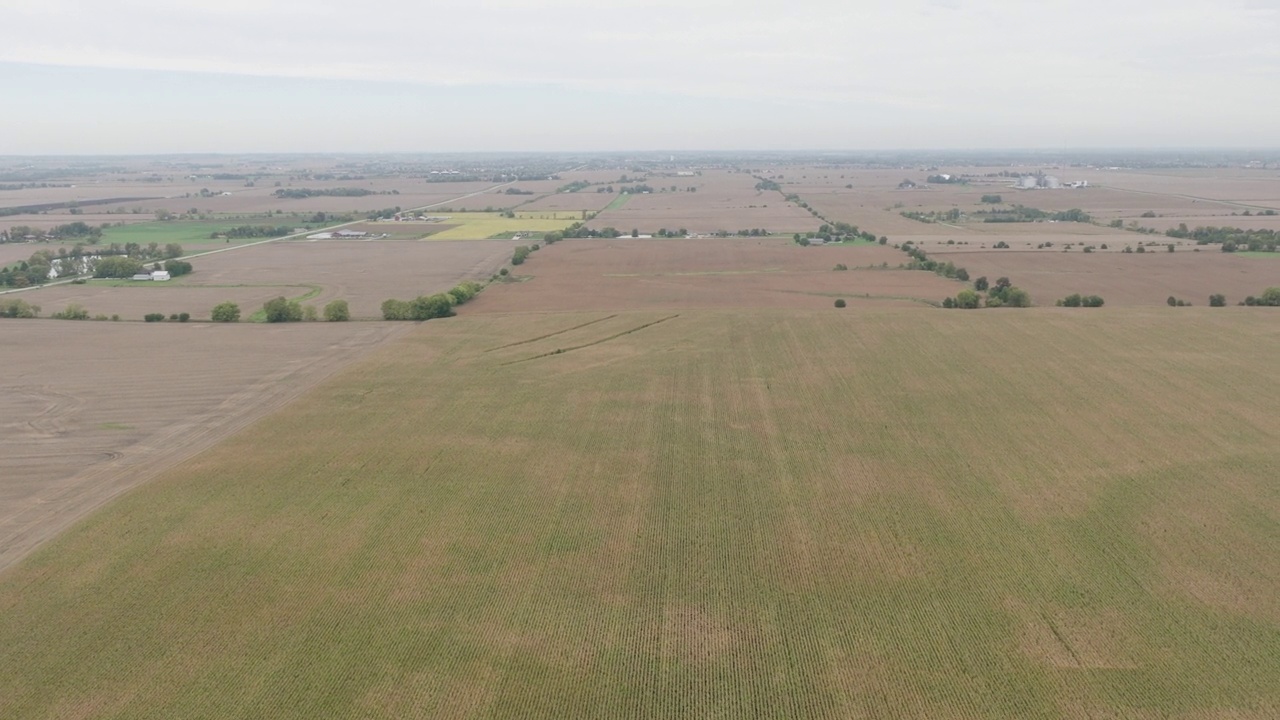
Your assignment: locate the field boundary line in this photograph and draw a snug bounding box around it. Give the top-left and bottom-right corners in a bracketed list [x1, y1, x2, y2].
[483, 314, 619, 352]
[501, 314, 679, 365]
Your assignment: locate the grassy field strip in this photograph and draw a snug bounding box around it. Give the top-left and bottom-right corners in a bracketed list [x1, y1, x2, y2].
[602, 194, 633, 212]
[1, 310, 1277, 717]
[483, 314, 618, 353]
[500, 314, 680, 365]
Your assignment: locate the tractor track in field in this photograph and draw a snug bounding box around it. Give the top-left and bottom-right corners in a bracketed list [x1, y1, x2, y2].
[501, 314, 680, 365]
[484, 314, 619, 352]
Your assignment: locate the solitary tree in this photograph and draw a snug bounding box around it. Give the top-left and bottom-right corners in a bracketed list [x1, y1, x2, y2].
[834, 298, 846, 308]
[324, 299, 350, 321]
[211, 301, 240, 322]
[955, 289, 981, 309]
[263, 296, 303, 323]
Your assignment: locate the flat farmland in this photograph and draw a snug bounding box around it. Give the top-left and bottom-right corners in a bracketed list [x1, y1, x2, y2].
[187, 239, 519, 317]
[470, 237, 959, 313]
[10, 282, 307, 322]
[588, 170, 817, 234]
[931, 248, 1280, 306]
[1, 309, 1276, 718]
[13, 239, 518, 319]
[518, 191, 618, 212]
[1129, 214, 1280, 233]
[0, 319, 406, 572]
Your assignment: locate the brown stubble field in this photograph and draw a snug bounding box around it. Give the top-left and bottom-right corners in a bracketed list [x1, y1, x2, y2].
[0, 320, 408, 573]
[765, 166, 1280, 306]
[587, 169, 818, 234]
[929, 249, 1280, 306]
[470, 237, 960, 313]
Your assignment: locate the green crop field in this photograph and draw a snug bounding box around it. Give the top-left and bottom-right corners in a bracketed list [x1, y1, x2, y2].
[1, 308, 1277, 718]
[101, 219, 324, 247]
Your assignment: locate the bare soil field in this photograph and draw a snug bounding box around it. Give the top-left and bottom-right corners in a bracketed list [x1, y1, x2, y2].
[469, 237, 958, 313]
[0, 319, 406, 572]
[518, 191, 618, 212]
[13, 239, 518, 319]
[587, 170, 817, 234]
[931, 248, 1280, 306]
[187, 239, 518, 317]
[11, 283, 303, 322]
[1128, 214, 1280, 233]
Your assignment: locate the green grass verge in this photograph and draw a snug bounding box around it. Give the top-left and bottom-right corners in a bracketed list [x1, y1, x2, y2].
[602, 193, 633, 211]
[100, 219, 327, 247]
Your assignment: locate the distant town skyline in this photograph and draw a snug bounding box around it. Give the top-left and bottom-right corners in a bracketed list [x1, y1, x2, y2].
[5, 0, 1279, 154]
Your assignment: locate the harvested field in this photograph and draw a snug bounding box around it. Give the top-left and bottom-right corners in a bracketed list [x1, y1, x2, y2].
[12, 282, 309, 322]
[14, 239, 518, 319]
[931, 248, 1280, 306]
[1, 309, 1277, 718]
[181, 239, 519, 317]
[518, 191, 618, 212]
[470, 237, 956, 312]
[0, 319, 406, 572]
[587, 170, 817, 235]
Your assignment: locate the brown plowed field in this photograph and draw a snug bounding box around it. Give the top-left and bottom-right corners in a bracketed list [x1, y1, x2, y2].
[11, 283, 302, 322]
[14, 238, 518, 320]
[587, 170, 817, 234]
[469, 237, 959, 313]
[931, 249, 1280, 306]
[0, 320, 407, 572]
[518, 192, 618, 212]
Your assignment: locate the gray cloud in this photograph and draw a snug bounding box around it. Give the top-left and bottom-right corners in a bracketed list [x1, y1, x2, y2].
[4, 0, 1279, 151]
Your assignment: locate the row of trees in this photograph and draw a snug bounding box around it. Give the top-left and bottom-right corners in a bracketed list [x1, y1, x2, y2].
[381, 281, 483, 321]
[273, 187, 384, 199]
[93, 258, 193, 279]
[263, 297, 351, 322]
[214, 225, 296, 240]
[1164, 225, 1279, 253]
[977, 205, 1091, 223]
[1058, 294, 1106, 307]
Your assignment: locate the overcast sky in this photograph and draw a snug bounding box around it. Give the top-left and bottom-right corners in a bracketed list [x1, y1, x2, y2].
[4, 0, 1278, 153]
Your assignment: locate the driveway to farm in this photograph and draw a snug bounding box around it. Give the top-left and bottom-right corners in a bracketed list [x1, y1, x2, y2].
[0, 180, 519, 297]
